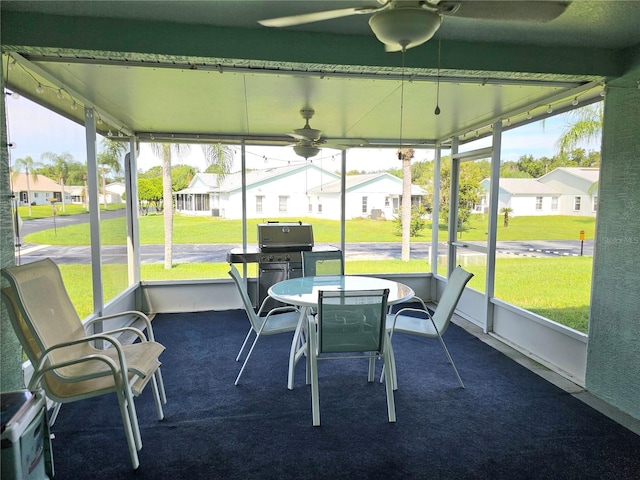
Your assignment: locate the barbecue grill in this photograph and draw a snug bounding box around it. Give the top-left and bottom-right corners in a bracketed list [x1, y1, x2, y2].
[256, 222, 313, 310]
[227, 222, 340, 311]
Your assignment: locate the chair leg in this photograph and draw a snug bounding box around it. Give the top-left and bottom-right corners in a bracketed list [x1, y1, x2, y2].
[236, 328, 254, 361]
[436, 333, 465, 388]
[151, 374, 165, 421]
[155, 367, 167, 405]
[382, 350, 396, 423]
[379, 336, 398, 390]
[309, 323, 320, 427]
[116, 389, 140, 469]
[48, 402, 62, 427]
[288, 308, 307, 390]
[235, 331, 260, 385]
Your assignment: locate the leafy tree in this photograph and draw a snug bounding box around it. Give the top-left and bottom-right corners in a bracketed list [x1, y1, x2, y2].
[41, 151, 74, 213]
[171, 164, 197, 191]
[139, 165, 163, 179]
[137, 177, 163, 215]
[440, 157, 487, 234]
[12, 156, 40, 216]
[98, 139, 126, 210]
[394, 204, 428, 237]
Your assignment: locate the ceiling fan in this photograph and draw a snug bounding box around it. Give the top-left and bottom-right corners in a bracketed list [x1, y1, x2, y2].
[259, 0, 570, 51]
[288, 108, 368, 159]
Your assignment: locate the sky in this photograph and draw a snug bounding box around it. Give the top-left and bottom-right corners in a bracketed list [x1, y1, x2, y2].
[4, 92, 599, 175]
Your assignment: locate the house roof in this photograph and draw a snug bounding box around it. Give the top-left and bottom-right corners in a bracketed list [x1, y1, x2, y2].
[493, 178, 562, 196]
[539, 167, 600, 184]
[175, 164, 340, 195]
[10, 172, 62, 193]
[307, 172, 426, 195]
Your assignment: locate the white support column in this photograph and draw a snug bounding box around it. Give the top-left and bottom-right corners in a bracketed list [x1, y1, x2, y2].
[84, 107, 103, 316]
[485, 121, 502, 333]
[447, 137, 460, 277]
[431, 144, 442, 275]
[241, 141, 248, 279]
[125, 138, 140, 286]
[340, 150, 347, 256]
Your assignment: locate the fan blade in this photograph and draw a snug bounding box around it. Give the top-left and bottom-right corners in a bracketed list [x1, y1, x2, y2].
[439, 1, 570, 22]
[289, 128, 323, 142]
[322, 138, 369, 150]
[259, 6, 382, 28]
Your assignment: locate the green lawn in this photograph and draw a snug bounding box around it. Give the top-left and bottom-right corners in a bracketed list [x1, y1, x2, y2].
[16, 203, 125, 221]
[25, 214, 596, 245]
[25, 212, 594, 334]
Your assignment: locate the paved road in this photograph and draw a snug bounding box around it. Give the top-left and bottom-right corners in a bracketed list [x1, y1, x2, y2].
[14, 212, 594, 264]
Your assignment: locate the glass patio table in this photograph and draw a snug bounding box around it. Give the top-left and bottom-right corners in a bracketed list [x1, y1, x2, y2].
[269, 275, 415, 390]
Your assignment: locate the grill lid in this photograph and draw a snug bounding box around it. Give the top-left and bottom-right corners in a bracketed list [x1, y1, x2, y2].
[257, 222, 314, 251]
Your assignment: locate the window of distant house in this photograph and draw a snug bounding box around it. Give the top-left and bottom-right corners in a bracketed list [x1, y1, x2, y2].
[308, 196, 312, 213]
[256, 195, 263, 214]
[385, 196, 390, 207]
[362, 196, 368, 214]
[195, 194, 209, 211]
[20, 192, 27, 203]
[574, 196, 581, 211]
[536, 196, 543, 210]
[592, 196, 598, 212]
[279, 196, 288, 212]
[317, 196, 323, 214]
[551, 196, 558, 211]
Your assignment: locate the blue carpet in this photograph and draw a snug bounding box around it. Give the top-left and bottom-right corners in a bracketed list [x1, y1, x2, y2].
[50, 309, 640, 479]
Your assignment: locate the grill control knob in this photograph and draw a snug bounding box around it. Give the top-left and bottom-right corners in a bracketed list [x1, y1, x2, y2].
[285, 254, 291, 261]
[268, 255, 274, 261]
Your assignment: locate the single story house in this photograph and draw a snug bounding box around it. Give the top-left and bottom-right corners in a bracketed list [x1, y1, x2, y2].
[306, 172, 427, 220]
[175, 164, 426, 220]
[175, 163, 340, 219]
[10, 172, 70, 205]
[479, 167, 599, 217]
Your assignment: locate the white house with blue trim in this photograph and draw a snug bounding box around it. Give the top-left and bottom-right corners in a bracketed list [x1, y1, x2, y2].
[175, 164, 426, 220]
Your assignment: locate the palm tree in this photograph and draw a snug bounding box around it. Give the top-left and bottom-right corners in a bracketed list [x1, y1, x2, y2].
[556, 102, 603, 198]
[41, 151, 73, 213]
[397, 148, 414, 262]
[150, 142, 234, 270]
[98, 139, 126, 210]
[500, 207, 514, 227]
[202, 143, 234, 185]
[12, 156, 40, 216]
[150, 143, 189, 269]
[557, 103, 603, 157]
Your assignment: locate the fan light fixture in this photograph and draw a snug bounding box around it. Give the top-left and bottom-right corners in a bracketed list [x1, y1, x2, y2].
[294, 143, 320, 160]
[369, 8, 441, 51]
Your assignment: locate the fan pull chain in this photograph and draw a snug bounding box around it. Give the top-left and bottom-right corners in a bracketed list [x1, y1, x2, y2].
[434, 37, 441, 116]
[398, 47, 406, 160]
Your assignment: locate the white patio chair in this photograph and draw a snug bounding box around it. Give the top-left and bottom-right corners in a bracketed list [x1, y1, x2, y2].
[309, 288, 395, 426]
[228, 264, 300, 385]
[301, 250, 344, 277]
[384, 266, 473, 388]
[1, 258, 167, 470]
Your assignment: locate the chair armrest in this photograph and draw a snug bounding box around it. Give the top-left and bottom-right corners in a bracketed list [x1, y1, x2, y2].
[85, 310, 156, 341]
[35, 334, 129, 380]
[100, 326, 149, 343]
[263, 305, 299, 319]
[28, 353, 120, 391]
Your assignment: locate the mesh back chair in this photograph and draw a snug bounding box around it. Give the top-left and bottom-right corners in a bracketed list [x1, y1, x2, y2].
[228, 264, 301, 385]
[302, 250, 344, 277]
[385, 266, 473, 388]
[0, 258, 167, 470]
[309, 288, 395, 426]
